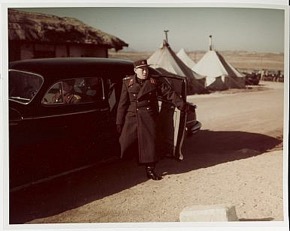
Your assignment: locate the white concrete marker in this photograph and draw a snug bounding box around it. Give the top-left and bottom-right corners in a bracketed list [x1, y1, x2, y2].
[179, 204, 238, 222]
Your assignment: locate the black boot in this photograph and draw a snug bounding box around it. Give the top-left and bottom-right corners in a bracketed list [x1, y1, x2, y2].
[145, 164, 162, 180]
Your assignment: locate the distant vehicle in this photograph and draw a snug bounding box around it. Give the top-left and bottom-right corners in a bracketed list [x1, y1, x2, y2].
[244, 72, 260, 85]
[9, 57, 201, 188]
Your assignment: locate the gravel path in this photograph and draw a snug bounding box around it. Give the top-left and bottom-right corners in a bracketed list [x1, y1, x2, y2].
[10, 81, 285, 225]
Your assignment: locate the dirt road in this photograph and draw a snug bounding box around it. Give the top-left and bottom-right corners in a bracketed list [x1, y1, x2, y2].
[9, 81, 285, 224]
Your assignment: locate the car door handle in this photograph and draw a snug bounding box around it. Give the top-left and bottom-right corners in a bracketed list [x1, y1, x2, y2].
[99, 107, 110, 112]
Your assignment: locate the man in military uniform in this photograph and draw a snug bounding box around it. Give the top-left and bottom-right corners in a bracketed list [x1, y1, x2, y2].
[116, 59, 188, 180]
[53, 79, 81, 104]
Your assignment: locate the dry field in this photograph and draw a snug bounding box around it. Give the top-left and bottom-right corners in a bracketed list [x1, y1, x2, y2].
[109, 50, 284, 73]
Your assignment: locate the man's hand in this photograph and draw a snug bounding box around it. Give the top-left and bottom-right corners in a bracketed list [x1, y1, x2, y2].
[116, 124, 122, 134]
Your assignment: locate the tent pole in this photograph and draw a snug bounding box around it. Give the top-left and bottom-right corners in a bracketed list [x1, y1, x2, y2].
[164, 30, 169, 43]
[209, 35, 213, 51]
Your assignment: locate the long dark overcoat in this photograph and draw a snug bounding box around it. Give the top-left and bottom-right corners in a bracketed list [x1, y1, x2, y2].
[116, 74, 185, 164]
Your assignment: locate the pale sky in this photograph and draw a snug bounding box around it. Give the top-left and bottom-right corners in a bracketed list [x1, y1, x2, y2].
[16, 7, 285, 53]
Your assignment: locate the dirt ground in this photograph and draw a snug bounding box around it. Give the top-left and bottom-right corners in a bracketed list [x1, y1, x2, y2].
[9, 80, 286, 226]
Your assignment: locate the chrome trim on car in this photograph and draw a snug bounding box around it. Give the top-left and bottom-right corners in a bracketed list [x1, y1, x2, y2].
[20, 109, 108, 121]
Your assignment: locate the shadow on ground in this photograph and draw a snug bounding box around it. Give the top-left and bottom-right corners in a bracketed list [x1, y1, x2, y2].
[161, 129, 282, 174]
[9, 129, 282, 224]
[239, 217, 274, 221]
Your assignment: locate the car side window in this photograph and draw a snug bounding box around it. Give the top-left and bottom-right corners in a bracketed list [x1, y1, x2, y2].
[42, 77, 104, 105]
[76, 77, 104, 102]
[9, 70, 43, 104]
[42, 82, 63, 104]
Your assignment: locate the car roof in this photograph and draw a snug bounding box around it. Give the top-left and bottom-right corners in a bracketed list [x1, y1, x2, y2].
[9, 57, 135, 80]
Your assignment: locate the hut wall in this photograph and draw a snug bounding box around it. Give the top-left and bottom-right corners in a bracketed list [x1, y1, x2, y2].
[34, 44, 55, 58]
[9, 42, 21, 62]
[9, 42, 108, 61]
[55, 45, 68, 57]
[21, 44, 34, 59]
[69, 44, 107, 58]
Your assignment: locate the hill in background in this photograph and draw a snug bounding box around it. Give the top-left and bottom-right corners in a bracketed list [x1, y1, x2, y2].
[109, 50, 284, 73]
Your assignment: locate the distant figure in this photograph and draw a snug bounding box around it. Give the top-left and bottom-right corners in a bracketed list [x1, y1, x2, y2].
[84, 77, 103, 100]
[259, 69, 265, 81]
[53, 80, 81, 104]
[276, 70, 281, 82]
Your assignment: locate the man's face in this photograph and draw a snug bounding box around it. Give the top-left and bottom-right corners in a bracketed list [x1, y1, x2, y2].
[134, 66, 149, 79]
[63, 82, 73, 94]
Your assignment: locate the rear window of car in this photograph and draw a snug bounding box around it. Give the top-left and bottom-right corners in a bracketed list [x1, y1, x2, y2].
[9, 70, 44, 104]
[42, 77, 104, 105]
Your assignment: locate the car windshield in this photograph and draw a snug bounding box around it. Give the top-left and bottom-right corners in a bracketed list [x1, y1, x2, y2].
[9, 70, 43, 103]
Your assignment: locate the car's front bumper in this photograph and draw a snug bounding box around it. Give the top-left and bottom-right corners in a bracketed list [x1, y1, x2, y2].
[186, 120, 202, 135]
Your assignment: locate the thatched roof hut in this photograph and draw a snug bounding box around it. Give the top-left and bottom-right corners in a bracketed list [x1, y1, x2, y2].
[8, 9, 128, 51]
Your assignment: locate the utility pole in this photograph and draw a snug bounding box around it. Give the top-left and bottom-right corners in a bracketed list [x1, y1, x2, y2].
[164, 30, 169, 43]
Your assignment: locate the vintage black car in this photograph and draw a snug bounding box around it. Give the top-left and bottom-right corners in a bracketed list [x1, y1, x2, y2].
[9, 57, 201, 189]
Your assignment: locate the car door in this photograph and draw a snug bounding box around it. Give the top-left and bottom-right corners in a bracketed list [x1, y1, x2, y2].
[9, 75, 112, 188]
[156, 75, 188, 160]
[39, 76, 113, 147]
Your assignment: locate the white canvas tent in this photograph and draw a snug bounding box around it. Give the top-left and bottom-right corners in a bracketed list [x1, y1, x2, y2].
[192, 35, 245, 90]
[147, 40, 206, 94]
[192, 50, 245, 90]
[177, 48, 196, 69]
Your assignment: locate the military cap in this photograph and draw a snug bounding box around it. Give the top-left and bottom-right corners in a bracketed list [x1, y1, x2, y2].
[134, 59, 150, 69]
